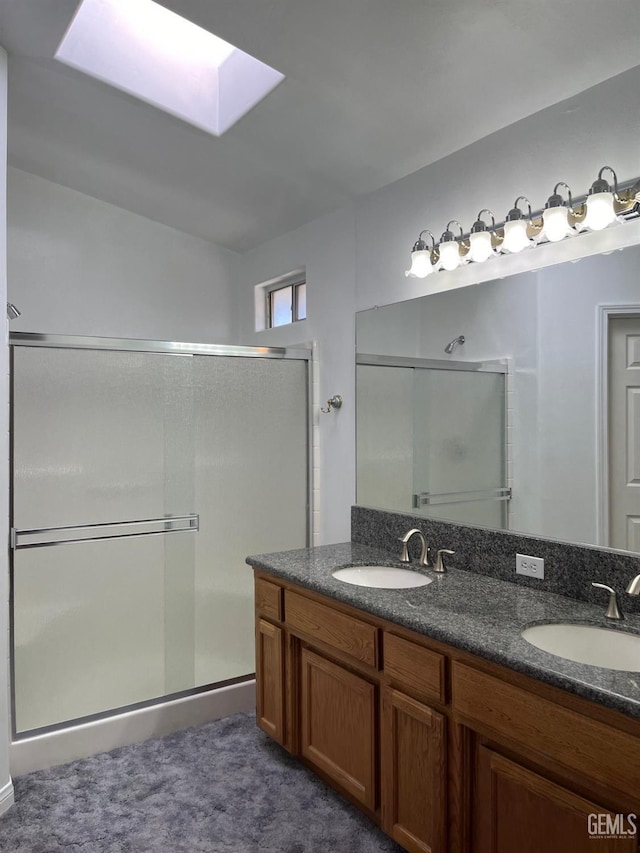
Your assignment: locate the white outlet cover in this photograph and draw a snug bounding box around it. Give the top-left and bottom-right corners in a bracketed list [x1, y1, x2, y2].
[516, 553, 545, 579]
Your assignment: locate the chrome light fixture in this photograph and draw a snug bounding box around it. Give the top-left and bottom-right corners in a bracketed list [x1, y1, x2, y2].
[542, 182, 575, 242]
[501, 197, 534, 253]
[468, 209, 496, 263]
[582, 166, 618, 231]
[403, 162, 640, 282]
[437, 221, 465, 271]
[405, 229, 436, 278]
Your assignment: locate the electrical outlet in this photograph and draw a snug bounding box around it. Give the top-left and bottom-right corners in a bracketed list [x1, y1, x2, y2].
[516, 553, 545, 579]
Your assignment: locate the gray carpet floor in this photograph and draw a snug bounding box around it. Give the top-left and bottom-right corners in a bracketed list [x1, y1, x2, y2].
[0, 712, 403, 852]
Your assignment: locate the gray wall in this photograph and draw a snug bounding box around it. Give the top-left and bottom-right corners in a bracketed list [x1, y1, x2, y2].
[7, 168, 239, 344]
[234, 204, 357, 545]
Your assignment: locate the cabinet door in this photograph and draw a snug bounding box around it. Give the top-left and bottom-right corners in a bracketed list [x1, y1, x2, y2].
[301, 647, 377, 810]
[256, 618, 285, 745]
[381, 687, 446, 853]
[476, 747, 638, 853]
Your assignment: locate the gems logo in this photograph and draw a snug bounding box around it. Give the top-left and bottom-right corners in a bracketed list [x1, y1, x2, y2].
[588, 813, 637, 839]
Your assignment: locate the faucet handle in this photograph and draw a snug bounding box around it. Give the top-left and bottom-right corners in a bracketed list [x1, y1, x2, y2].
[591, 582, 624, 621]
[434, 549, 455, 574]
[399, 538, 410, 563]
[627, 575, 640, 595]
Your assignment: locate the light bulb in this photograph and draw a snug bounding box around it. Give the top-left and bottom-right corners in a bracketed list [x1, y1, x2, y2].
[502, 220, 530, 253]
[468, 231, 493, 263]
[438, 240, 460, 271]
[583, 192, 616, 231]
[405, 249, 433, 278]
[542, 207, 572, 242]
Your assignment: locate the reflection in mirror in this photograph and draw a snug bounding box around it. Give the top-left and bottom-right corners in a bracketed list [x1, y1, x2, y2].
[357, 358, 508, 528]
[356, 243, 640, 554]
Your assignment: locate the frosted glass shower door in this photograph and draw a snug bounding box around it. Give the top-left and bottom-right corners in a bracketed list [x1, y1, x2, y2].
[413, 368, 507, 527]
[11, 341, 310, 735]
[193, 355, 308, 686]
[12, 346, 195, 733]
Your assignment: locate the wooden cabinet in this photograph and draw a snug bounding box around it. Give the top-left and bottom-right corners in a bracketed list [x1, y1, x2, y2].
[381, 687, 446, 853]
[475, 747, 637, 853]
[255, 618, 285, 746]
[252, 569, 640, 853]
[300, 647, 377, 810]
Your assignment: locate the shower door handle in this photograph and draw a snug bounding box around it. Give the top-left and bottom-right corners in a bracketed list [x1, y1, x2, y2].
[412, 487, 511, 508]
[11, 514, 199, 550]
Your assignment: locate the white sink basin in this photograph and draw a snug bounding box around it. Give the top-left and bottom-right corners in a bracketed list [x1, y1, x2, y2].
[332, 565, 432, 589]
[521, 623, 640, 671]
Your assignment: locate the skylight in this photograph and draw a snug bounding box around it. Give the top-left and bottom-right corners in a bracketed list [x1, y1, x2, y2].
[55, 0, 285, 136]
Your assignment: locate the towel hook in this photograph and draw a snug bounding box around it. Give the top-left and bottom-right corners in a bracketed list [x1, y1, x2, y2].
[321, 395, 343, 414]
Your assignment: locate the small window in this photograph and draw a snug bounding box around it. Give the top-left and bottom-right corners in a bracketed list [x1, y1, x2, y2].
[267, 280, 307, 328]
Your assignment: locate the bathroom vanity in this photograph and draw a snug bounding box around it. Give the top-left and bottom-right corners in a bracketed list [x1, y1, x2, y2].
[247, 534, 640, 853]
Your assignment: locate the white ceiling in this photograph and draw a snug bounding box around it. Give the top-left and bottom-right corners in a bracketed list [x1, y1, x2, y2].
[1, 0, 640, 251]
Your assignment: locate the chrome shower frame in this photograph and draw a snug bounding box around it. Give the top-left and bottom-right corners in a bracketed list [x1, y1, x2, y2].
[8, 332, 313, 741]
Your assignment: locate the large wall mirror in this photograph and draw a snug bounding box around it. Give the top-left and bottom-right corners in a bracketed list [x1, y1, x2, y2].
[356, 242, 640, 554]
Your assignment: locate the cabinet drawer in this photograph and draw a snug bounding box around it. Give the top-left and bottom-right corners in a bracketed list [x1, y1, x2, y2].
[255, 577, 283, 622]
[285, 590, 379, 668]
[452, 662, 640, 798]
[384, 633, 446, 704]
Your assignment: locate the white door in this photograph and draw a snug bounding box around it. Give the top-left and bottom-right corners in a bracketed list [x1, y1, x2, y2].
[609, 316, 640, 550]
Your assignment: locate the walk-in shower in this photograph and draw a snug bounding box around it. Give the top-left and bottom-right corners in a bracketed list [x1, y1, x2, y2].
[10, 334, 311, 738]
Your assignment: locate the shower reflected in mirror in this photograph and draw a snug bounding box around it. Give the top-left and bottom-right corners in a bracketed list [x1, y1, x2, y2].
[444, 335, 465, 354]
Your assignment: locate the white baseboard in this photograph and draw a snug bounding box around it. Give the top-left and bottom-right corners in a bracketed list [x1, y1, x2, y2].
[0, 779, 15, 816]
[10, 679, 255, 777]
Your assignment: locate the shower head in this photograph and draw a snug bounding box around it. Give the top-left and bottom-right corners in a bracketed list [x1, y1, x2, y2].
[6, 302, 21, 320]
[444, 335, 465, 354]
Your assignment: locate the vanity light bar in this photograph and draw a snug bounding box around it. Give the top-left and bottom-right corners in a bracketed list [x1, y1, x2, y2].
[405, 167, 640, 278]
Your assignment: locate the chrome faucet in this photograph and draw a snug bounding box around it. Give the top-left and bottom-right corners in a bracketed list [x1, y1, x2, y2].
[627, 575, 640, 596]
[592, 582, 623, 620]
[399, 528, 430, 567]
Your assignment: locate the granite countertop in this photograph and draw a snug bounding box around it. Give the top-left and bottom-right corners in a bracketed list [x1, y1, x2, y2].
[246, 541, 640, 720]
